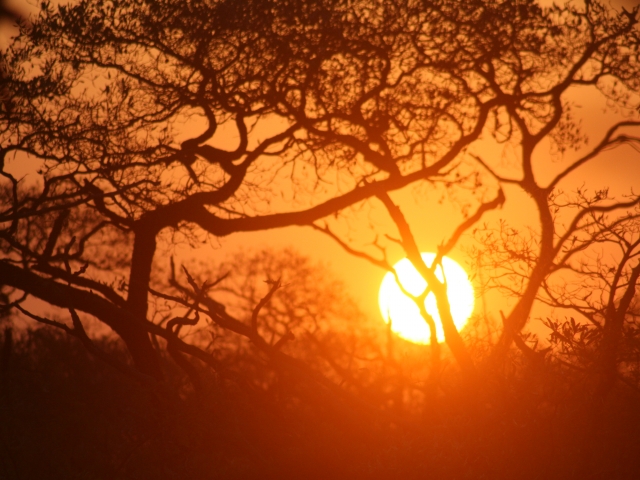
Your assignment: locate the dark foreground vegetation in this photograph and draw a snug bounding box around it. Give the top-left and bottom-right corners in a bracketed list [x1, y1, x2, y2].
[2, 315, 640, 480]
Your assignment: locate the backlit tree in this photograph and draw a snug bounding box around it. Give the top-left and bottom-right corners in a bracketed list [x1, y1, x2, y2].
[1, 0, 639, 393]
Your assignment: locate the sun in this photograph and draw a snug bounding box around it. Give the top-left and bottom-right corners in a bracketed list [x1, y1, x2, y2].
[378, 253, 475, 344]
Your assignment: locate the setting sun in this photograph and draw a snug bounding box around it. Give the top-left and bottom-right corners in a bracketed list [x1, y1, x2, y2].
[378, 253, 475, 344]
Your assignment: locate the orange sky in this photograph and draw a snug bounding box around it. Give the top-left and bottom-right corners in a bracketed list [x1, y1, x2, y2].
[3, 0, 640, 345]
[184, 79, 640, 330]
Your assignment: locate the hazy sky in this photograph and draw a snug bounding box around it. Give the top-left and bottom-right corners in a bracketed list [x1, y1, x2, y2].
[3, 0, 640, 342]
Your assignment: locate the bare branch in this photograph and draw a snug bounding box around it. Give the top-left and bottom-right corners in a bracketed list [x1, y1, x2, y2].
[251, 278, 281, 333]
[376, 191, 475, 374]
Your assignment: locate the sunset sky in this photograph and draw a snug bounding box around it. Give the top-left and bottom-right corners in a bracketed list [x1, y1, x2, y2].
[3, 0, 640, 340]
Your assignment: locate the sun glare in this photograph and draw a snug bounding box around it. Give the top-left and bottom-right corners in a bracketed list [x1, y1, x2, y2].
[378, 253, 475, 344]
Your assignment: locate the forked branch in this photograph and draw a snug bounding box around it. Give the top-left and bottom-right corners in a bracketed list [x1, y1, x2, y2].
[376, 191, 476, 375]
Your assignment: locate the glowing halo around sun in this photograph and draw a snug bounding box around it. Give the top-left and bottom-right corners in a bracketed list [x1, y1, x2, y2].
[378, 253, 475, 344]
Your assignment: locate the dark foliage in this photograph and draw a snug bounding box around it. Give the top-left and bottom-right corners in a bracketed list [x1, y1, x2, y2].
[3, 326, 640, 479]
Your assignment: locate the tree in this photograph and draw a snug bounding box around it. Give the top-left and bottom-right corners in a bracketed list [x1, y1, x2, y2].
[0, 0, 492, 381]
[1, 0, 640, 403]
[457, 0, 640, 387]
[489, 198, 640, 395]
[5, 2, 640, 479]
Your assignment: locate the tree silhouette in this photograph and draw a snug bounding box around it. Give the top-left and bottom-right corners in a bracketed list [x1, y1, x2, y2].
[2, 0, 640, 460]
[0, 0, 509, 379]
[3, 1, 640, 478]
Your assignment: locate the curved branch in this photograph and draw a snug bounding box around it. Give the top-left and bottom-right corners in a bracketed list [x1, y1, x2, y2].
[548, 121, 640, 191]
